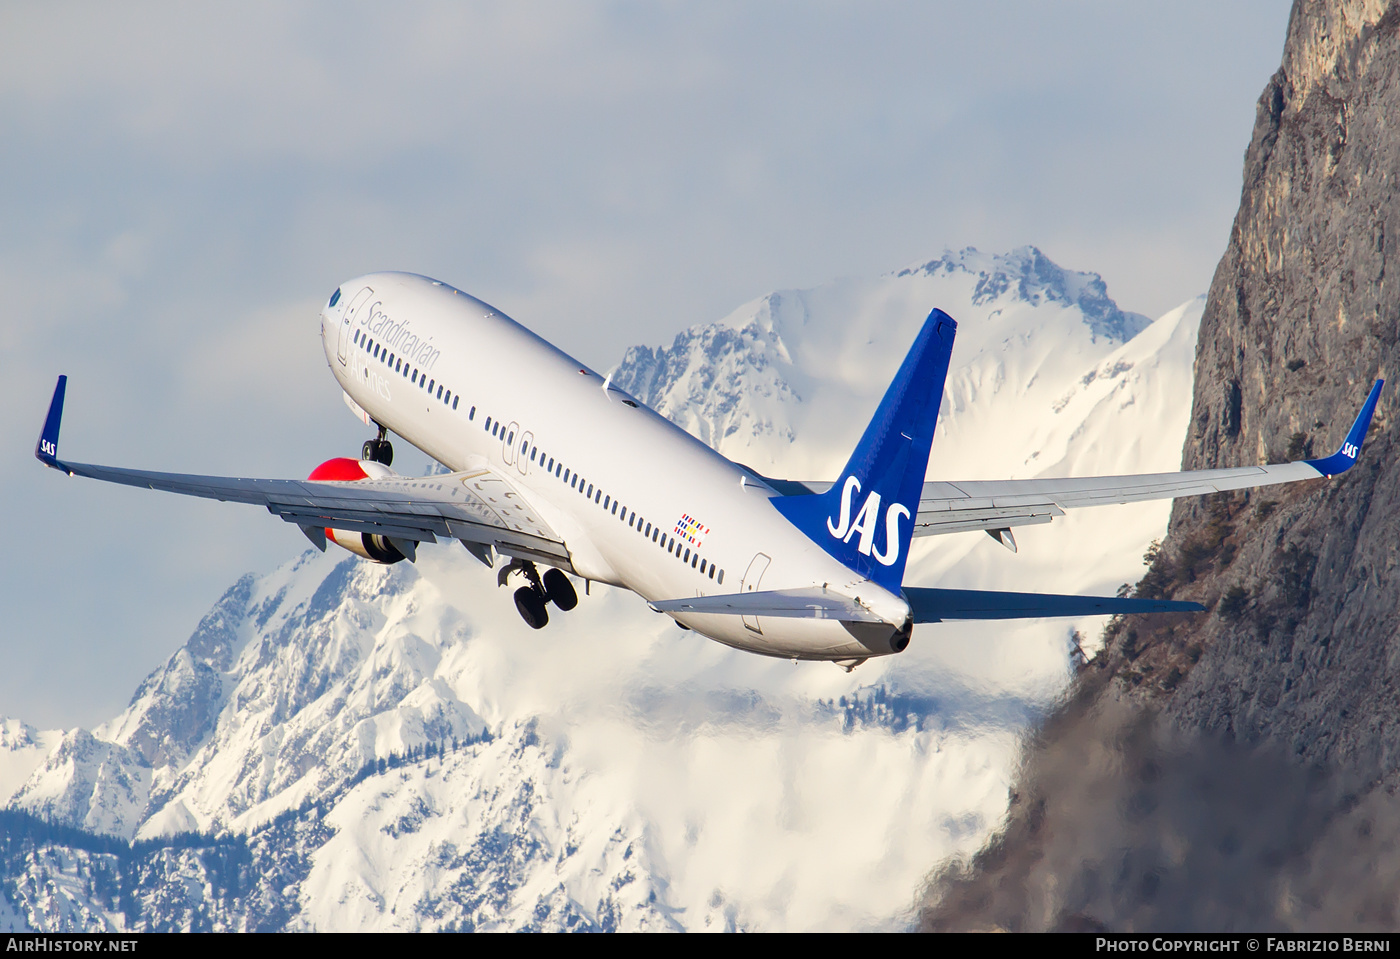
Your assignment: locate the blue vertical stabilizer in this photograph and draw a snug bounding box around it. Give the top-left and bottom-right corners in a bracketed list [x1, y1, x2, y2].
[771, 310, 956, 591]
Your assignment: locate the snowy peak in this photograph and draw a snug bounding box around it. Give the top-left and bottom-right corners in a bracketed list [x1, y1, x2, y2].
[8, 729, 150, 837]
[616, 246, 1158, 477]
[614, 322, 800, 454]
[0, 719, 60, 807]
[898, 246, 1151, 343]
[13, 553, 491, 842]
[0, 719, 41, 753]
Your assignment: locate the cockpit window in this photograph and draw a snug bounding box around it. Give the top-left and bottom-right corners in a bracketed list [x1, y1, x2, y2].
[329, 288, 341, 308]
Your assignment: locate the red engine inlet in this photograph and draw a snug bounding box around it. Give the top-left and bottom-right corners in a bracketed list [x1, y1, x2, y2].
[308, 457, 406, 564]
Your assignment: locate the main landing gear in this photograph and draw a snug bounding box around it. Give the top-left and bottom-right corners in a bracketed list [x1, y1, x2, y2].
[362, 424, 393, 466]
[498, 559, 579, 630]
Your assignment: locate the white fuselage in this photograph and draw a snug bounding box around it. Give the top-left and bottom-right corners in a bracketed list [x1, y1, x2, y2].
[319, 272, 910, 661]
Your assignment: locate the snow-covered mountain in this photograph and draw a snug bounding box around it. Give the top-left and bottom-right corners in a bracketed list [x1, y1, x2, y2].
[0, 722, 58, 808]
[613, 245, 1152, 478]
[0, 247, 1201, 931]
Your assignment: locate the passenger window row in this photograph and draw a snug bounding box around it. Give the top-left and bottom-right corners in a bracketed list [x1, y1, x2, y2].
[474, 408, 725, 587]
[346, 301, 726, 589]
[354, 329, 465, 412]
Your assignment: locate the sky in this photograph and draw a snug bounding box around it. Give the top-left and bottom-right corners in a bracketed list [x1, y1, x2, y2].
[0, 1, 1292, 730]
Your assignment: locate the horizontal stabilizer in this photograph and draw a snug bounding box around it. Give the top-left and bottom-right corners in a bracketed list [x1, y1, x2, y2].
[651, 587, 887, 623]
[904, 586, 1202, 623]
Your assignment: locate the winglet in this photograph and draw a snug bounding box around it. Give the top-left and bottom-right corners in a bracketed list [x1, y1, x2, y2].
[35, 375, 67, 469]
[1306, 379, 1384, 477]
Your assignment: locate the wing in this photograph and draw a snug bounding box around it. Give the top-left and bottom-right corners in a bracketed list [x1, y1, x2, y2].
[914, 378, 1381, 538]
[750, 381, 1383, 541]
[34, 376, 571, 569]
[913, 464, 1326, 538]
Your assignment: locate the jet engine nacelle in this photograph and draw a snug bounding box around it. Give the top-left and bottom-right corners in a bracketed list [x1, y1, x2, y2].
[308, 457, 407, 565]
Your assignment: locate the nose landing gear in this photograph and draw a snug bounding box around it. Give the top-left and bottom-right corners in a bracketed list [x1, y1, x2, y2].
[498, 559, 579, 629]
[362, 424, 393, 466]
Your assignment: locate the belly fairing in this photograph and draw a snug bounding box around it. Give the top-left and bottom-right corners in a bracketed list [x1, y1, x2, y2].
[675, 613, 912, 661]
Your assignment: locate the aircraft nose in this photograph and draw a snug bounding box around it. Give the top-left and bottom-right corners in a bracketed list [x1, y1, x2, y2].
[318, 286, 344, 344]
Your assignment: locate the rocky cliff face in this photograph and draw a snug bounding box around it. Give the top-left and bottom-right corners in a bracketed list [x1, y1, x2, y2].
[1165, 0, 1400, 765]
[921, 0, 1400, 932]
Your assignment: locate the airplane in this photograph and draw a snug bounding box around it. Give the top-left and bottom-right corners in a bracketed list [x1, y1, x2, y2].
[35, 272, 1384, 670]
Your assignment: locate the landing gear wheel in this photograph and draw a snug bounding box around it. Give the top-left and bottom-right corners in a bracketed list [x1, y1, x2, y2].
[542, 568, 578, 611]
[361, 438, 394, 465]
[514, 587, 549, 629]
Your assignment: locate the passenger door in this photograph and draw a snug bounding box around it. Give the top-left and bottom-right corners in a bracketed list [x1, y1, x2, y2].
[740, 552, 771, 633]
[338, 287, 375, 365]
[502, 421, 520, 466]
